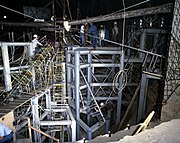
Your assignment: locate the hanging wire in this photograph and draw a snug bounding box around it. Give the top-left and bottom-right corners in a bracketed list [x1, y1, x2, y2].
[28, 0, 38, 19]
[0, 4, 54, 27]
[66, 0, 72, 20]
[92, 0, 150, 23]
[0, 4, 35, 19]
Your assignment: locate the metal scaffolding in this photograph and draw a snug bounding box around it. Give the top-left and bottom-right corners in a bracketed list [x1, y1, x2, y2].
[0, 42, 75, 142]
[66, 46, 125, 139]
[0, 2, 174, 141]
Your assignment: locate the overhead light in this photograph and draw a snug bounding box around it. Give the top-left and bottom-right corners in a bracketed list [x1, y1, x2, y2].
[3, 16, 7, 19]
[34, 19, 45, 22]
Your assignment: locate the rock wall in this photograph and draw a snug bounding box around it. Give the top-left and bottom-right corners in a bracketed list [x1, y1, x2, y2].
[162, 0, 180, 121]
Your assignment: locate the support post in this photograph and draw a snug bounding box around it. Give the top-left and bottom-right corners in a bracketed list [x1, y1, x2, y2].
[105, 110, 111, 134]
[31, 96, 40, 143]
[75, 50, 80, 140]
[28, 43, 34, 58]
[71, 119, 76, 142]
[1, 43, 12, 91]
[66, 48, 72, 103]
[153, 34, 159, 53]
[139, 31, 146, 59]
[87, 128, 92, 140]
[46, 88, 51, 109]
[87, 53, 92, 125]
[116, 51, 124, 124]
[137, 74, 148, 123]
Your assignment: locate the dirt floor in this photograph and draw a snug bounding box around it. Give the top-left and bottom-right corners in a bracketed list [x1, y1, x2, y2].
[118, 119, 180, 143]
[82, 119, 180, 143]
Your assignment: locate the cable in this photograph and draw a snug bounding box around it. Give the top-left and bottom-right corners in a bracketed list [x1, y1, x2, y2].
[0, 4, 54, 27]
[28, 0, 38, 19]
[66, 0, 72, 20]
[112, 70, 127, 94]
[0, 4, 35, 20]
[104, 0, 150, 17]
[92, 0, 150, 23]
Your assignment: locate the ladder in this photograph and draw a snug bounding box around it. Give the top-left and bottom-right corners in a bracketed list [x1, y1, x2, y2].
[52, 50, 66, 104]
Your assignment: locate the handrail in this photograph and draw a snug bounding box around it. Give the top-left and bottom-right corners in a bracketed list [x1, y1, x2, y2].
[28, 125, 60, 143]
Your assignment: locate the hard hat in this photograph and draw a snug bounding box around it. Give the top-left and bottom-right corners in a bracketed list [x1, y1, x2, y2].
[114, 22, 117, 25]
[33, 34, 38, 38]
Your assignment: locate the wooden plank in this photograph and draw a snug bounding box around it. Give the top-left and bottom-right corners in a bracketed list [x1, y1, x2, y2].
[0, 111, 15, 131]
[132, 111, 155, 135]
[29, 125, 59, 143]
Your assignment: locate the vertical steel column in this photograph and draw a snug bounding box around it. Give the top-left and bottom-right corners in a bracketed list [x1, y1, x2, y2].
[105, 110, 111, 134]
[31, 66, 36, 88]
[87, 53, 92, 125]
[66, 48, 72, 103]
[11, 32, 15, 61]
[87, 128, 92, 140]
[75, 50, 80, 140]
[46, 88, 51, 120]
[62, 62, 66, 102]
[46, 88, 51, 109]
[71, 117, 76, 141]
[112, 55, 115, 74]
[137, 73, 148, 123]
[28, 43, 34, 58]
[31, 96, 40, 143]
[116, 51, 124, 124]
[1, 43, 12, 91]
[153, 34, 159, 53]
[139, 31, 146, 59]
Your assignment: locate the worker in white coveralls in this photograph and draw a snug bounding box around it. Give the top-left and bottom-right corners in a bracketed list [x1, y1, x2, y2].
[112, 21, 118, 42]
[99, 25, 109, 47]
[32, 34, 43, 56]
[80, 24, 85, 46]
[0, 123, 13, 143]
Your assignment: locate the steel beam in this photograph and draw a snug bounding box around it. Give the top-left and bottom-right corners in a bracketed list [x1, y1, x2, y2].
[67, 108, 76, 142]
[87, 53, 92, 125]
[116, 51, 124, 124]
[40, 121, 72, 126]
[137, 74, 147, 123]
[139, 31, 146, 59]
[75, 50, 80, 140]
[31, 96, 40, 143]
[66, 3, 173, 25]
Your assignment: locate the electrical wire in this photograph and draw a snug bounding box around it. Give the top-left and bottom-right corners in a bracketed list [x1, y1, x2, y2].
[66, 0, 72, 20]
[0, 4, 35, 20]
